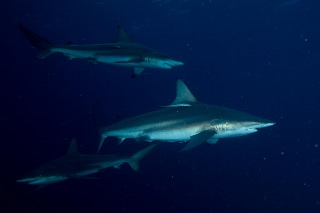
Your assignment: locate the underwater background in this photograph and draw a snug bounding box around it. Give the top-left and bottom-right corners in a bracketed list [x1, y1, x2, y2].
[2, 0, 320, 212]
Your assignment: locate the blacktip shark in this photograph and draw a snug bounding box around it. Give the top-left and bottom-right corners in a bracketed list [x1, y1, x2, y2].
[17, 139, 158, 185]
[17, 24, 184, 77]
[98, 79, 275, 151]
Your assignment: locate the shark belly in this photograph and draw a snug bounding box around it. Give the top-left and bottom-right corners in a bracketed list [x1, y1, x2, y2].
[95, 57, 173, 69]
[213, 128, 258, 138]
[146, 126, 203, 142]
[74, 169, 101, 177]
[28, 176, 68, 185]
[147, 130, 190, 142]
[53, 47, 96, 59]
[104, 124, 203, 143]
[90, 159, 126, 169]
[103, 127, 144, 140]
[96, 55, 138, 65]
[134, 61, 172, 69]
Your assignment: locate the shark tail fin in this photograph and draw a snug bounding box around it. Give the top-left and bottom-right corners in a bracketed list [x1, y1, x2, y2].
[17, 24, 54, 59]
[128, 143, 159, 172]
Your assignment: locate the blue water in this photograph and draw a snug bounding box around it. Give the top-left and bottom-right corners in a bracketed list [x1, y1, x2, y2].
[2, 0, 320, 212]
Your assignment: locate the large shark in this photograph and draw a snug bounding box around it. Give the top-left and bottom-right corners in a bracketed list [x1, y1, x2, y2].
[98, 79, 275, 151]
[17, 24, 184, 77]
[17, 139, 158, 185]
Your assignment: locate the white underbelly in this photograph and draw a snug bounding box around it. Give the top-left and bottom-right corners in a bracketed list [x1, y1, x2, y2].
[97, 56, 134, 64]
[55, 48, 94, 58]
[213, 128, 257, 138]
[147, 128, 200, 142]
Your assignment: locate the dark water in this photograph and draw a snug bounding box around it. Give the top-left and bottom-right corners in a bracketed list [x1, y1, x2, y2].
[2, 0, 320, 212]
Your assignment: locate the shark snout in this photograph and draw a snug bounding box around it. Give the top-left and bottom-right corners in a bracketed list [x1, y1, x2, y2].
[251, 122, 275, 129]
[261, 122, 275, 128]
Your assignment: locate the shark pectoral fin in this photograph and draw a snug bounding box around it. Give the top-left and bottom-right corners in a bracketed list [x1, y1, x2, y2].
[181, 130, 217, 152]
[206, 138, 218, 145]
[132, 67, 145, 78]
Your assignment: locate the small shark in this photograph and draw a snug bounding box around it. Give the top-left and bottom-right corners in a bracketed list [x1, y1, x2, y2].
[17, 139, 158, 185]
[17, 24, 184, 77]
[98, 79, 275, 151]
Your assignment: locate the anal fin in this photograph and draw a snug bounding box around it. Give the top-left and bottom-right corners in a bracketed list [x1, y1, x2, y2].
[132, 67, 145, 78]
[207, 138, 218, 145]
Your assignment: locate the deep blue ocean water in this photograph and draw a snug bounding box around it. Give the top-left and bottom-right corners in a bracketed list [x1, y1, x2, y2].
[2, 0, 320, 212]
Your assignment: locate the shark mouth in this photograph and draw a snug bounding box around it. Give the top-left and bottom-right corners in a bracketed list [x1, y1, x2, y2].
[163, 63, 172, 69]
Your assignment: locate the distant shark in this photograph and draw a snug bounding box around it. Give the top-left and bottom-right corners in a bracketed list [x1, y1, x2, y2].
[98, 79, 275, 151]
[17, 139, 158, 185]
[17, 24, 184, 77]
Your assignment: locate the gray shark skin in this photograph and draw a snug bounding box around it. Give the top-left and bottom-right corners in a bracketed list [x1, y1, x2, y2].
[17, 24, 184, 77]
[17, 139, 158, 185]
[98, 79, 275, 151]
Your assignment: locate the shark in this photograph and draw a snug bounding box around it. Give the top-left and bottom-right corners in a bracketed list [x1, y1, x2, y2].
[98, 79, 275, 151]
[17, 139, 158, 185]
[17, 24, 184, 77]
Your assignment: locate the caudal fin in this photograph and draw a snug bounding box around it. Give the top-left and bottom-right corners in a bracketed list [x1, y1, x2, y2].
[128, 143, 159, 172]
[17, 24, 54, 59]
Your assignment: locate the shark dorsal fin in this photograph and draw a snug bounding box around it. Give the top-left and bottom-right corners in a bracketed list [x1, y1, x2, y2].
[170, 79, 197, 106]
[116, 25, 132, 42]
[67, 138, 78, 155]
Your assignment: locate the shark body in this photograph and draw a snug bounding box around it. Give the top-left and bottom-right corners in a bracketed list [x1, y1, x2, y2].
[17, 139, 158, 185]
[17, 24, 183, 77]
[98, 79, 275, 151]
